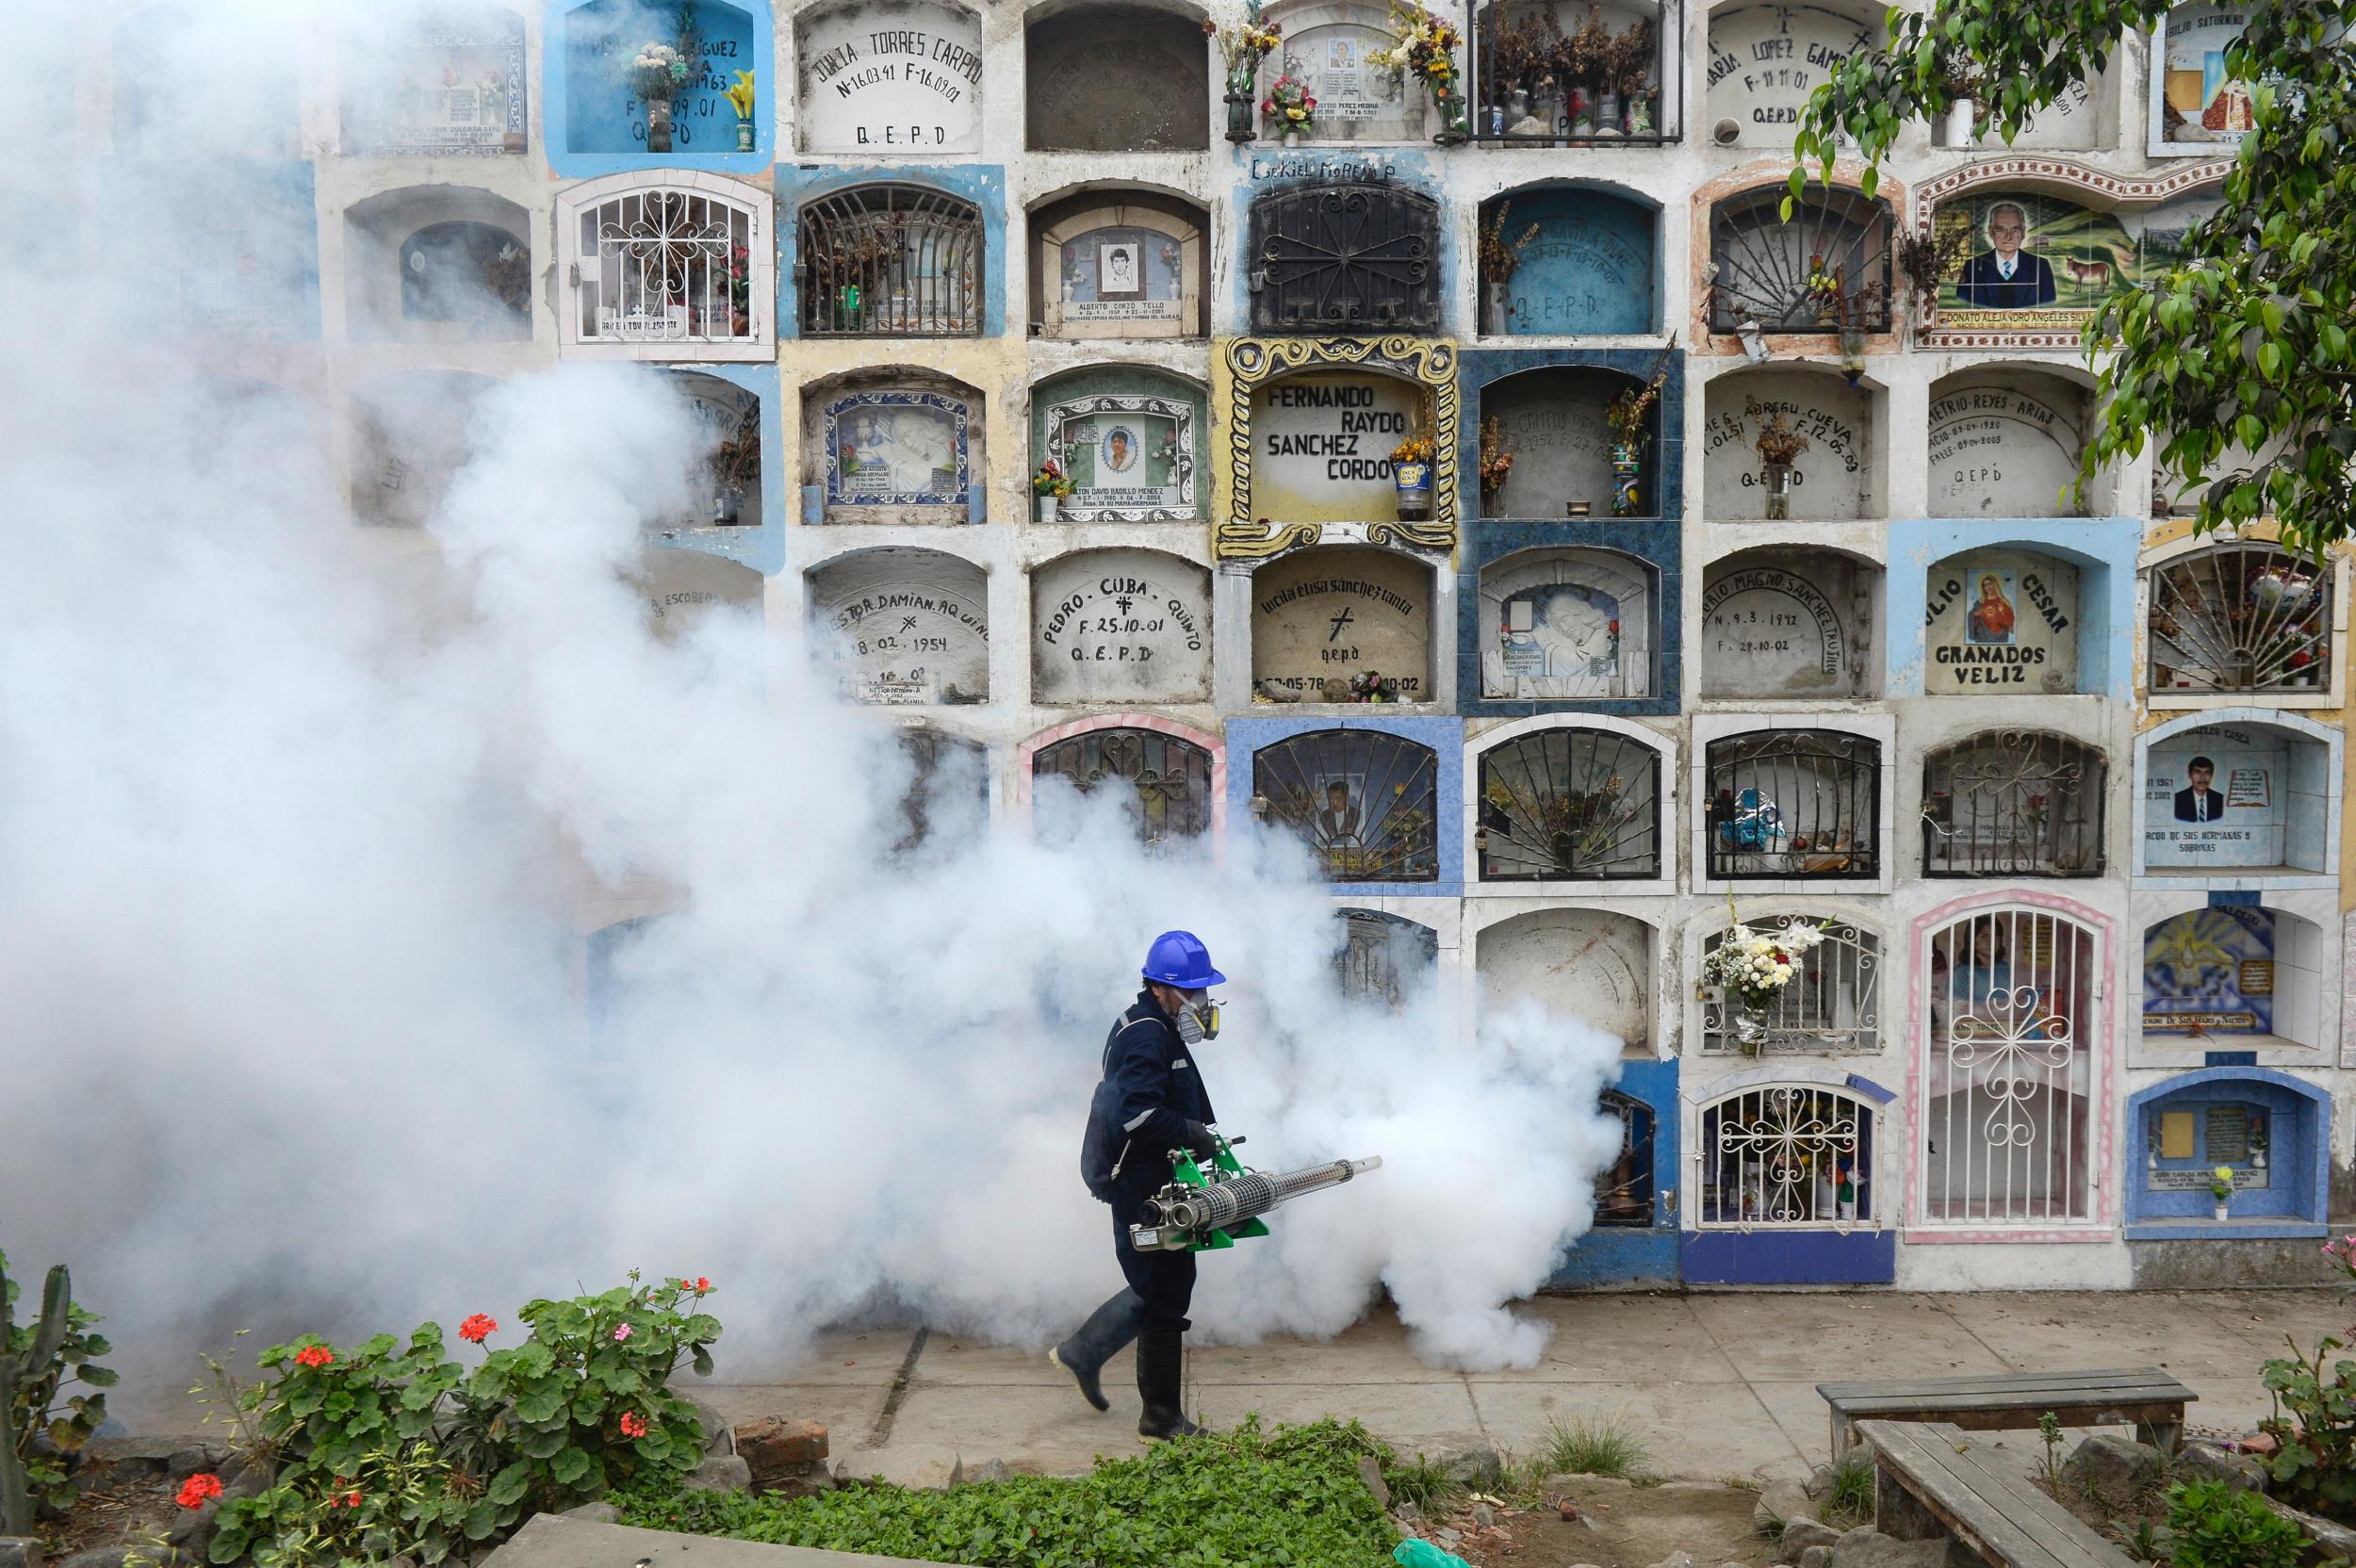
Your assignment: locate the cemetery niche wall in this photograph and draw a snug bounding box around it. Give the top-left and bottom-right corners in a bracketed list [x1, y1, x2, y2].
[1252, 547, 1434, 703]
[1030, 550, 1214, 705]
[1027, 723, 1219, 851]
[1702, 369, 1877, 520]
[1248, 726, 1444, 883]
[114, 6, 302, 159]
[2139, 719, 2337, 878]
[1480, 187, 1658, 337]
[351, 369, 496, 528]
[1920, 730, 2106, 879]
[1926, 369, 2094, 517]
[1684, 1076, 1895, 1286]
[1248, 185, 1442, 335]
[633, 546, 763, 642]
[1032, 367, 1204, 523]
[804, 371, 981, 525]
[1024, 5, 1210, 152]
[1706, 184, 1891, 335]
[1699, 549, 1876, 698]
[1255, 1, 1424, 142]
[342, 188, 531, 344]
[892, 727, 989, 858]
[340, 5, 528, 155]
[1918, 168, 2228, 347]
[2127, 1070, 2329, 1235]
[1219, 337, 1459, 556]
[561, 0, 760, 157]
[2151, 3, 2261, 155]
[1480, 365, 1656, 519]
[1473, 724, 1665, 882]
[110, 160, 319, 343]
[1476, 548, 1657, 701]
[1703, 2, 1874, 150]
[2141, 905, 2328, 1051]
[1030, 190, 1207, 340]
[797, 183, 983, 338]
[796, 0, 984, 154]
[1477, 906, 1654, 1054]
[1694, 914, 1881, 1054]
[1922, 549, 2082, 695]
[807, 547, 990, 705]
[1704, 727, 1882, 881]
[557, 175, 770, 355]
[1471, 0, 1679, 144]
[2146, 542, 2337, 704]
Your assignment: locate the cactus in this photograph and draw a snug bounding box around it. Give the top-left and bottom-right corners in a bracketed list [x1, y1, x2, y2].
[0, 1254, 75, 1536]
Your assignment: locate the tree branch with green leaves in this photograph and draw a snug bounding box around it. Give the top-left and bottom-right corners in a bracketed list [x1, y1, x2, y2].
[1790, 0, 2356, 553]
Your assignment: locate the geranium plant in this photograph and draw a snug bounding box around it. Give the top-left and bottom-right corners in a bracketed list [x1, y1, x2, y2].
[1262, 71, 1318, 134]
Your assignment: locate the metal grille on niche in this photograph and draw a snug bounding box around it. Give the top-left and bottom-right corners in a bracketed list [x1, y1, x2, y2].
[1252, 728, 1440, 882]
[1249, 185, 1440, 334]
[1705, 729, 1881, 880]
[1032, 728, 1215, 851]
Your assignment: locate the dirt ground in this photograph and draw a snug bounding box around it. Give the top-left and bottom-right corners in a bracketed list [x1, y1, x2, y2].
[42, 1462, 184, 1560]
[1432, 1478, 1782, 1568]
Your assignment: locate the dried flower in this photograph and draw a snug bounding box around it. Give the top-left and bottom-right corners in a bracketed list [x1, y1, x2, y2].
[176, 1474, 224, 1510]
[458, 1314, 498, 1344]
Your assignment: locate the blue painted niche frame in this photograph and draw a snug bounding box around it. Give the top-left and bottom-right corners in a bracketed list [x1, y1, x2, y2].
[543, 0, 776, 178]
[1885, 516, 2139, 701]
[823, 390, 973, 507]
[1226, 714, 1466, 897]
[777, 164, 1008, 340]
[1457, 525, 1681, 718]
[1461, 347, 1686, 524]
[1550, 1057, 1683, 1289]
[2124, 1066, 2331, 1239]
[656, 361, 785, 576]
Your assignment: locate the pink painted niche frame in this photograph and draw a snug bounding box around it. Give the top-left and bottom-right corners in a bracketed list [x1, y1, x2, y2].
[1014, 713, 1230, 851]
[1904, 887, 2118, 1244]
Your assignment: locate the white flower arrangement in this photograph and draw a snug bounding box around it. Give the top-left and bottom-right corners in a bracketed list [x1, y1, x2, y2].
[1703, 917, 1826, 1014]
[627, 41, 690, 104]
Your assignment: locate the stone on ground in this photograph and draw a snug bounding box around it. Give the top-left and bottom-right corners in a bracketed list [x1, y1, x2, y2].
[1798, 1551, 1830, 1568]
[1356, 1453, 1389, 1508]
[685, 1452, 753, 1493]
[2059, 1432, 2161, 1496]
[735, 1416, 831, 1494]
[0, 1537, 41, 1568]
[1755, 1478, 1811, 1533]
[1776, 1517, 1842, 1560]
[1647, 1552, 1695, 1568]
[560, 1502, 621, 1524]
[1829, 1527, 1950, 1568]
[2176, 1442, 2266, 1493]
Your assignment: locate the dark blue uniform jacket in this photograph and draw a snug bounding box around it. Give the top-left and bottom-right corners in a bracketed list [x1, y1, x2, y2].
[1082, 988, 1218, 1211]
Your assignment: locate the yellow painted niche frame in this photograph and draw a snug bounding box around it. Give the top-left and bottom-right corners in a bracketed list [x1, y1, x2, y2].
[1213, 335, 1460, 561]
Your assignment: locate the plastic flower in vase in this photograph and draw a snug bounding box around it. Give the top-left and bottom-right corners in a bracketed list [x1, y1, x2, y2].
[1702, 902, 1826, 1053]
[1207, 5, 1284, 97]
[626, 41, 689, 104]
[1032, 459, 1075, 499]
[1262, 72, 1318, 135]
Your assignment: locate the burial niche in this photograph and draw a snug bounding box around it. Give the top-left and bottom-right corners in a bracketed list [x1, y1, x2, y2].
[1333, 908, 1440, 1008]
[1035, 370, 1202, 523]
[809, 547, 990, 705]
[1030, 550, 1213, 705]
[1025, 5, 1210, 151]
[1258, 2, 1424, 142]
[1476, 726, 1663, 880]
[1922, 731, 2106, 878]
[892, 727, 990, 858]
[561, 0, 756, 156]
[340, 5, 527, 155]
[1710, 185, 1892, 334]
[1251, 371, 1426, 523]
[1031, 727, 1216, 850]
[1252, 548, 1433, 704]
[1925, 188, 2224, 335]
[1031, 191, 1207, 340]
[1481, 188, 1657, 336]
[1249, 184, 1441, 334]
[807, 373, 981, 525]
[2143, 906, 2324, 1047]
[2142, 721, 2333, 876]
[1478, 548, 1656, 701]
[1702, 371, 1876, 520]
[2155, 2, 2259, 151]
[798, 184, 983, 337]
[1252, 728, 1440, 882]
[1926, 371, 2092, 516]
[1700, 550, 1874, 699]
[1923, 549, 2081, 695]
[797, 0, 984, 155]
[344, 188, 531, 344]
[632, 547, 762, 641]
[1478, 907, 1651, 1053]
[1473, 0, 1672, 142]
[352, 370, 496, 528]
[2148, 545, 2333, 698]
[1705, 728, 1881, 880]
[666, 373, 762, 531]
[1480, 367, 1651, 519]
[1702, 3, 1874, 150]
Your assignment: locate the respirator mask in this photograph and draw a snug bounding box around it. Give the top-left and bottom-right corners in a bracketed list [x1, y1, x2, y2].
[1172, 988, 1222, 1044]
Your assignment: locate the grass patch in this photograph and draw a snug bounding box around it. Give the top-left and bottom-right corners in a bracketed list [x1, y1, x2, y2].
[1821, 1450, 1876, 1529]
[620, 1416, 1399, 1568]
[1533, 1411, 1655, 1481]
[1380, 1451, 1464, 1515]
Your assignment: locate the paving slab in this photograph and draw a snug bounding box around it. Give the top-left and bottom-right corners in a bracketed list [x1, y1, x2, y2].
[1464, 1380, 1809, 1483]
[1931, 1291, 2265, 1379]
[1187, 1310, 1471, 1386]
[1685, 1291, 2014, 1381]
[1505, 1294, 1743, 1382]
[483, 1513, 963, 1568]
[708, 1328, 918, 1388]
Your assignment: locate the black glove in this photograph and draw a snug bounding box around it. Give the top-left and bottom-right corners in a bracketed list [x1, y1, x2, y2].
[1184, 1120, 1218, 1159]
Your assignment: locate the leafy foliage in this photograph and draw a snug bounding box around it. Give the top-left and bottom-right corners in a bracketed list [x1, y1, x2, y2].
[1, 1250, 116, 1528]
[2254, 1234, 2356, 1522]
[621, 1416, 1399, 1568]
[1791, 0, 2356, 553]
[209, 1273, 719, 1566]
[2163, 1478, 2305, 1568]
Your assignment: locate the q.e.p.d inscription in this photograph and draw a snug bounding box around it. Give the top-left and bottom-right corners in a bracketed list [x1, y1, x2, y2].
[798, 1, 984, 152]
[1031, 550, 1211, 704]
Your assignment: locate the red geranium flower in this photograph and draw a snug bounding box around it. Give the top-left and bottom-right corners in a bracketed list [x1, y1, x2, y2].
[619, 1411, 649, 1439]
[694, 1277, 712, 1293]
[176, 1474, 224, 1510]
[294, 1345, 335, 1369]
[458, 1314, 498, 1344]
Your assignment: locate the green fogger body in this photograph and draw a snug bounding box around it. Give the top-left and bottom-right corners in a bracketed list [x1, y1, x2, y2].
[1127, 1133, 1384, 1253]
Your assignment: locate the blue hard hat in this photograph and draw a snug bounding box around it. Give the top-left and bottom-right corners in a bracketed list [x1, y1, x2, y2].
[1143, 930, 1226, 988]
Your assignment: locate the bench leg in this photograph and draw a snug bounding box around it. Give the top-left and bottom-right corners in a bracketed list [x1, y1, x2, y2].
[1831, 1413, 1852, 1459]
[1874, 1463, 1949, 1543]
[2136, 1418, 2183, 1451]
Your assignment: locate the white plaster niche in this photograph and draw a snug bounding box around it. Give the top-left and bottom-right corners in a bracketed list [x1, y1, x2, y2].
[1257, 0, 1426, 142]
[350, 369, 498, 527]
[1930, 54, 2112, 151]
[1922, 730, 2107, 878]
[1029, 189, 1207, 340]
[894, 727, 990, 856]
[1477, 906, 1653, 1056]
[797, 0, 984, 155]
[1030, 549, 1214, 704]
[631, 547, 762, 642]
[1034, 368, 1202, 523]
[1699, 548, 1878, 698]
[338, 4, 527, 155]
[1250, 547, 1435, 704]
[1024, 5, 1210, 152]
[1478, 547, 1657, 700]
[1702, 2, 1875, 151]
[802, 368, 983, 526]
[2141, 905, 2328, 1052]
[1922, 547, 2082, 695]
[2140, 720, 2336, 877]
[349, 191, 532, 345]
[1474, 726, 1665, 880]
[1333, 908, 1440, 1007]
[1481, 366, 1653, 519]
[1701, 367, 1880, 520]
[1925, 368, 2099, 518]
[662, 372, 763, 531]
[807, 547, 990, 705]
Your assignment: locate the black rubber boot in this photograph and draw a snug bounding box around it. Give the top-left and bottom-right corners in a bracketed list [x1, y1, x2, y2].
[1135, 1329, 1201, 1441]
[1049, 1289, 1143, 1413]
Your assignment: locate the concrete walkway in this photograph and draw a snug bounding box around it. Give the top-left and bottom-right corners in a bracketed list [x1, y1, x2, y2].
[694, 1289, 2346, 1487]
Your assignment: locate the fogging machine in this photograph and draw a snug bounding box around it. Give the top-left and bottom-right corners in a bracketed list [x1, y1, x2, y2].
[1128, 1131, 1383, 1253]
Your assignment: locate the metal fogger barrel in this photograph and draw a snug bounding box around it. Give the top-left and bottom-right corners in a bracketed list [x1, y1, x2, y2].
[1130, 1155, 1383, 1252]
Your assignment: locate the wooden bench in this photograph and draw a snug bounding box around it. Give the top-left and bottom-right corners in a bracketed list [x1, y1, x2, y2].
[1855, 1419, 2135, 1568]
[1818, 1367, 2196, 1456]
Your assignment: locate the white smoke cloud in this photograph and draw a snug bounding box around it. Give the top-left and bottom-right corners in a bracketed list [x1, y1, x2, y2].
[0, 0, 1628, 1393]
